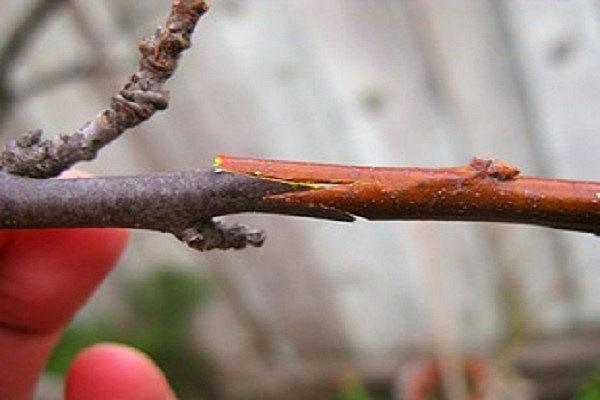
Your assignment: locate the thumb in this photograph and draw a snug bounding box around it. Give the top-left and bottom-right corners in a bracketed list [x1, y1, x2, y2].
[65, 343, 176, 400]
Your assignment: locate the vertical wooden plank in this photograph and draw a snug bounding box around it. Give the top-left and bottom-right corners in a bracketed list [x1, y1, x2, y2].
[404, 0, 578, 336]
[296, 0, 505, 351]
[501, 0, 600, 323]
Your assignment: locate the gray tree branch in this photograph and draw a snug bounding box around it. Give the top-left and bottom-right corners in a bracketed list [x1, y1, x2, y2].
[0, 170, 354, 250]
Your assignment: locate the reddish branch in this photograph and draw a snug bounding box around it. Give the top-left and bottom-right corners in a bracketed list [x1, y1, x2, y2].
[217, 155, 600, 235]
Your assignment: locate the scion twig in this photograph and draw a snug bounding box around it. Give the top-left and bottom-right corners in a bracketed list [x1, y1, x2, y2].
[218, 155, 600, 236]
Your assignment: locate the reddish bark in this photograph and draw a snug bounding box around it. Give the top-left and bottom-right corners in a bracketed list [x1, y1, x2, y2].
[217, 155, 600, 235]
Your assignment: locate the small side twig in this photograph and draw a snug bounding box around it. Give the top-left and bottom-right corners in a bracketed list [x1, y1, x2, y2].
[0, 0, 208, 178]
[0, 0, 285, 251]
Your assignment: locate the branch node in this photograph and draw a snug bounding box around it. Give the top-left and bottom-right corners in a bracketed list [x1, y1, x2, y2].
[176, 218, 266, 251]
[470, 157, 520, 181]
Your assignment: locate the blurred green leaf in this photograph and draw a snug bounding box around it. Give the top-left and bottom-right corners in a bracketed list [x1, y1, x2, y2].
[575, 372, 600, 400]
[46, 319, 120, 375]
[46, 267, 219, 399]
[125, 268, 210, 333]
[339, 374, 374, 400]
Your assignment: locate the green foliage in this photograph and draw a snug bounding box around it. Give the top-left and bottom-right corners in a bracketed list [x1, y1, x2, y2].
[575, 372, 600, 400]
[339, 375, 375, 400]
[46, 267, 219, 399]
[46, 319, 118, 375]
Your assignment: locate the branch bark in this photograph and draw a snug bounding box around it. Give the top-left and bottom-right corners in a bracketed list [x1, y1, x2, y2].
[0, 0, 284, 251]
[1, 155, 597, 252]
[0, 169, 353, 251]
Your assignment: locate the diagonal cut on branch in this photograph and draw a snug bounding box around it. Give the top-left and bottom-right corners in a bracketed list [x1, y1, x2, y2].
[0, 0, 208, 178]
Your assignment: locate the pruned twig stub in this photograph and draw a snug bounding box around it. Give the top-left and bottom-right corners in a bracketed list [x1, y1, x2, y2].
[177, 219, 267, 251]
[0, 0, 208, 178]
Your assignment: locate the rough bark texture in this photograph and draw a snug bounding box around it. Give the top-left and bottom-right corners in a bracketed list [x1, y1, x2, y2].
[0, 0, 208, 178]
[0, 169, 353, 250]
